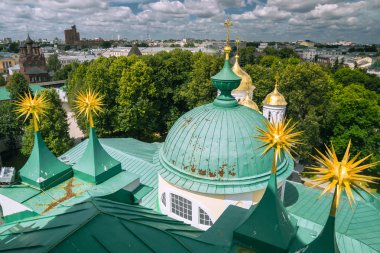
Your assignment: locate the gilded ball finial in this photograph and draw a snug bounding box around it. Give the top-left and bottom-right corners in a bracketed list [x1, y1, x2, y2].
[256, 118, 303, 174]
[74, 89, 105, 128]
[306, 140, 379, 217]
[15, 91, 49, 132]
[236, 35, 240, 57]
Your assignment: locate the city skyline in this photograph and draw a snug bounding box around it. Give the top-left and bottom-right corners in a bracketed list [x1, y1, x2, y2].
[1, 0, 380, 44]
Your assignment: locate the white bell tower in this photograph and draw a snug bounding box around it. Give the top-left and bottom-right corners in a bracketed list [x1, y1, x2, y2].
[262, 74, 287, 124]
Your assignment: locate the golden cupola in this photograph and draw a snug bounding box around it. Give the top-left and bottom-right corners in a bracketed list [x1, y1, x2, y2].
[239, 93, 259, 111]
[232, 36, 255, 93]
[232, 56, 255, 92]
[263, 74, 287, 106]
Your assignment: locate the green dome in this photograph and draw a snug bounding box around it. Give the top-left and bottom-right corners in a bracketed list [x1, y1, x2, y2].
[158, 58, 293, 194]
[159, 103, 293, 194]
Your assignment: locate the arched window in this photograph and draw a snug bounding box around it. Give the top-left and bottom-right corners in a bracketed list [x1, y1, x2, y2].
[199, 207, 213, 226]
[170, 193, 192, 221]
[161, 192, 166, 207]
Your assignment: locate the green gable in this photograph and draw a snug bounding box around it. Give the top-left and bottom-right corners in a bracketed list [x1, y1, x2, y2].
[73, 128, 122, 184]
[234, 173, 297, 253]
[19, 131, 72, 190]
[0, 198, 213, 253]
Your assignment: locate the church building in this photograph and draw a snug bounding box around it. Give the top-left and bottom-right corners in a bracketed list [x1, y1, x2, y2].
[19, 34, 49, 83]
[0, 20, 379, 253]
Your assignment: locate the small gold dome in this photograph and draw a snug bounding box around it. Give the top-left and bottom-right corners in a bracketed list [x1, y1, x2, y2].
[232, 56, 255, 92]
[239, 93, 259, 111]
[263, 85, 287, 106]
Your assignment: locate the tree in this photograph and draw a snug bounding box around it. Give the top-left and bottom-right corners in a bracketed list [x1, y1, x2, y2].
[47, 54, 61, 72]
[238, 46, 256, 67]
[21, 90, 73, 156]
[277, 47, 300, 59]
[0, 75, 6, 86]
[259, 55, 281, 68]
[329, 84, 380, 182]
[6, 73, 30, 100]
[278, 63, 337, 161]
[116, 60, 158, 140]
[177, 53, 223, 109]
[101, 41, 112, 49]
[333, 67, 380, 93]
[143, 49, 193, 133]
[0, 101, 23, 149]
[53, 62, 79, 81]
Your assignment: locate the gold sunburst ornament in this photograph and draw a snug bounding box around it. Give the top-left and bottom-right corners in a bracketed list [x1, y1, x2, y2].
[15, 91, 49, 132]
[256, 118, 303, 173]
[73, 89, 104, 128]
[306, 140, 379, 216]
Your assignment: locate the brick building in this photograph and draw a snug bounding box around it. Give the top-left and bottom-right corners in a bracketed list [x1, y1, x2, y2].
[19, 34, 49, 83]
[64, 25, 80, 45]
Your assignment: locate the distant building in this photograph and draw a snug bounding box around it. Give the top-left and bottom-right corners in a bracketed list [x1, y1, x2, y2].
[0, 54, 16, 74]
[257, 42, 268, 52]
[19, 34, 49, 83]
[296, 40, 315, 47]
[128, 44, 142, 57]
[64, 25, 80, 45]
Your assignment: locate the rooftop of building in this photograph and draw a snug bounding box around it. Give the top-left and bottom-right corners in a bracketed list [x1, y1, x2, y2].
[0, 84, 45, 101]
[1, 179, 379, 253]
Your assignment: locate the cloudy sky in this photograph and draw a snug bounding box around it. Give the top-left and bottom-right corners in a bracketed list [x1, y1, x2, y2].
[1, 0, 379, 43]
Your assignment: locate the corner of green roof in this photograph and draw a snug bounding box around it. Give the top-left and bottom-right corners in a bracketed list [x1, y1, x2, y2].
[211, 59, 241, 108]
[73, 127, 122, 184]
[3, 210, 39, 223]
[294, 215, 340, 253]
[233, 173, 297, 253]
[19, 131, 72, 190]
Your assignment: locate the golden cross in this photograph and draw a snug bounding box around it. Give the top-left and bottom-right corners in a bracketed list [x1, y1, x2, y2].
[224, 17, 232, 46]
[236, 35, 240, 54]
[275, 73, 280, 89]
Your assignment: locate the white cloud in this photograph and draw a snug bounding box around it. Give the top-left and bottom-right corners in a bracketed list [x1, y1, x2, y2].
[308, 1, 366, 19]
[0, 0, 379, 43]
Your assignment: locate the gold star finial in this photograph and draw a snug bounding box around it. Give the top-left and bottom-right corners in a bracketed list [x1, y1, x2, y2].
[224, 17, 232, 59]
[73, 89, 105, 128]
[306, 140, 379, 217]
[15, 91, 49, 132]
[256, 118, 303, 174]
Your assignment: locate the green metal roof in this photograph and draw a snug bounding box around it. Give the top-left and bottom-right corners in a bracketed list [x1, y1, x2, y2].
[73, 128, 122, 184]
[1, 179, 380, 252]
[234, 173, 297, 252]
[0, 198, 216, 253]
[0, 169, 140, 216]
[61, 138, 160, 209]
[0, 84, 45, 101]
[19, 131, 72, 190]
[25, 67, 48, 75]
[284, 182, 380, 253]
[159, 102, 293, 194]
[295, 215, 340, 253]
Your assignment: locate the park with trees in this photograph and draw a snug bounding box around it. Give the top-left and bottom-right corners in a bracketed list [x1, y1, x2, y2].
[1, 47, 379, 190]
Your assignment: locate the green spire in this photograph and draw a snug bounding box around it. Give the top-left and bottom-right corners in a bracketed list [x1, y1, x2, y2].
[234, 173, 297, 252]
[211, 59, 241, 107]
[19, 131, 72, 190]
[73, 128, 122, 184]
[297, 215, 340, 253]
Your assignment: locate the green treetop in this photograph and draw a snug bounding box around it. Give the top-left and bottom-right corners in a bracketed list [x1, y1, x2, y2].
[6, 73, 30, 100]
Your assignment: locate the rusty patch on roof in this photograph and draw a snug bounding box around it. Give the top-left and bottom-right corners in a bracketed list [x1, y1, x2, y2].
[41, 178, 80, 214]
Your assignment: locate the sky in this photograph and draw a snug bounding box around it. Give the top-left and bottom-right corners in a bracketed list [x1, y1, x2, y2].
[1, 0, 379, 43]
